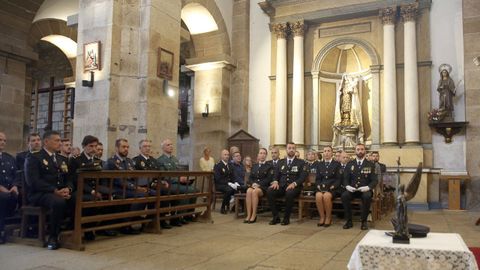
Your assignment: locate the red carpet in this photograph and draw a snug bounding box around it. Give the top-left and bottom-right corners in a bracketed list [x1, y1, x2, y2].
[469, 247, 480, 266]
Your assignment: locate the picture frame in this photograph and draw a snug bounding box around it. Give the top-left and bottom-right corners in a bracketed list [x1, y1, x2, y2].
[157, 48, 174, 80]
[83, 41, 101, 71]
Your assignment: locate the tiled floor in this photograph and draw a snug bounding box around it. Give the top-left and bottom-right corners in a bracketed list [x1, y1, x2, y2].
[1, 210, 480, 270]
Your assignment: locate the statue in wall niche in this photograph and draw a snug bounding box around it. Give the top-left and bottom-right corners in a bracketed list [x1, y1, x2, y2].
[332, 74, 364, 149]
[437, 64, 456, 121]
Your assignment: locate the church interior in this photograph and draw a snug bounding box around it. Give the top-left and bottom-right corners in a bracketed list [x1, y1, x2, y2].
[1, 0, 480, 269]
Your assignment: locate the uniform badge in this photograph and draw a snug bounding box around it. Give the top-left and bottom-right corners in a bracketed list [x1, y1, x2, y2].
[292, 166, 298, 172]
[140, 161, 145, 167]
[222, 168, 225, 173]
[351, 165, 355, 171]
[281, 165, 285, 170]
[43, 159, 49, 166]
[61, 162, 68, 173]
[81, 163, 85, 166]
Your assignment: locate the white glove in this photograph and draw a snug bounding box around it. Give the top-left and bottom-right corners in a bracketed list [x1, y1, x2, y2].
[252, 183, 259, 188]
[346, 185, 356, 193]
[358, 186, 370, 192]
[228, 182, 238, 190]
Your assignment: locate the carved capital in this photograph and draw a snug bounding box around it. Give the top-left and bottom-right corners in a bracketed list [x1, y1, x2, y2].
[291, 21, 307, 37]
[379, 7, 396, 25]
[270, 22, 289, 39]
[400, 3, 418, 22]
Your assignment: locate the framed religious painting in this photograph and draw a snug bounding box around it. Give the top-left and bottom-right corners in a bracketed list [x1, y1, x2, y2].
[157, 47, 174, 80]
[83, 41, 101, 71]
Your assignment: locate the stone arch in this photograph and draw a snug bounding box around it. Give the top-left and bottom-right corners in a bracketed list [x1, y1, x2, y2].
[312, 37, 379, 73]
[181, 0, 231, 56]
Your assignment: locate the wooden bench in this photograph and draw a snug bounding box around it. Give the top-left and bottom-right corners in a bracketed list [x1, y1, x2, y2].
[63, 170, 214, 251]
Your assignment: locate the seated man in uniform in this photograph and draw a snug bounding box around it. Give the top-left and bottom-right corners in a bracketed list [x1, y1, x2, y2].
[25, 130, 74, 250]
[0, 132, 19, 244]
[213, 149, 235, 214]
[157, 139, 196, 225]
[267, 142, 308, 226]
[341, 143, 377, 230]
[16, 133, 42, 171]
[103, 138, 145, 234]
[133, 139, 172, 229]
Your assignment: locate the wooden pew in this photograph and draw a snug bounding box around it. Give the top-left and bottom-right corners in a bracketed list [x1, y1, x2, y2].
[64, 170, 213, 251]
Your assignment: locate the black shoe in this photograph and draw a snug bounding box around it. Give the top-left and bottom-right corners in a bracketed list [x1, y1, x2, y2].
[160, 221, 172, 229]
[281, 219, 290, 226]
[230, 205, 236, 213]
[179, 218, 189, 225]
[249, 216, 257, 224]
[361, 221, 368, 230]
[97, 230, 118, 236]
[343, 220, 353, 229]
[184, 215, 196, 222]
[220, 207, 228, 214]
[269, 217, 281, 225]
[47, 237, 59, 250]
[120, 226, 141, 235]
[170, 219, 182, 227]
[0, 230, 6, 244]
[243, 219, 250, 223]
[84, 232, 96, 241]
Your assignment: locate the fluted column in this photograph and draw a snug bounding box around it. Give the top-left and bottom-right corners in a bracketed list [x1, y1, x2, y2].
[272, 23, 288, 145]
[291, 21, 306, 145]
[380, 7, 398, 144]
[311, 71, 319, 146]
[401, 4, 420, 144]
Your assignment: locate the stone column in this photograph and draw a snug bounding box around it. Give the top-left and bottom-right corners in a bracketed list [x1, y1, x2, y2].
[311, 71, 319, 146]
[291, 21, 306, 145]
[380, 7, 398, 145]
[401, 4, 420, 144]
[272, 23, 288, 145]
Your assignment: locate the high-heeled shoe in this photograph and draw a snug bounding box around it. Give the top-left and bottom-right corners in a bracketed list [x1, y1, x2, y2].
[243, 219, 250, 223]
[317, 218, 325, 227]
[249, 216, 257, 224]
[324, 217, 332, 227]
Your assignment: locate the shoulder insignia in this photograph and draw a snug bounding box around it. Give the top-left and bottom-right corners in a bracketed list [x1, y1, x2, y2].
[43, 159, 49, 166]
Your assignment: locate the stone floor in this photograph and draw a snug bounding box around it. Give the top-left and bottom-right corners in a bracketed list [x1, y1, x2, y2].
[1, 210, 480, 270]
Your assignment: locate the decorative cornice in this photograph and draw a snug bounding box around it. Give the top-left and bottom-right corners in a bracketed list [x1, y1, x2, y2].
[291, 21, 307, 37]
[258, 1, 275, 17]
[400, 3, 418, 22]
[379, 7, 397, 25]
[270, 22, 289, 39]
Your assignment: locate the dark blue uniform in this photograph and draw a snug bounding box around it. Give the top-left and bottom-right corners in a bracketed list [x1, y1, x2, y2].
[315, 160, 342, 196]
[267, 157, 308, 224]
[103, 154, 141, 198]
[248, 162, 273, 194]
[341, 159, 378, 223]
[25, 149, 74, 239]
[0, 152, 18, 234]
[213, 160, 235, 212]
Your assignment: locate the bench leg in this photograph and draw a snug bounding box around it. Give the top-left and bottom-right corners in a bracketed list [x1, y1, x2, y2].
[234, 197, 240, 218]
[298, 201, 304, 221]
[38, 212, 46, 244]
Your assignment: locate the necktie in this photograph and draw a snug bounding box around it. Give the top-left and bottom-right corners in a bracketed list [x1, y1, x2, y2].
[288, 159, 292, 166]
[358, 161, 361, 166]
[326, 162, 330, 167]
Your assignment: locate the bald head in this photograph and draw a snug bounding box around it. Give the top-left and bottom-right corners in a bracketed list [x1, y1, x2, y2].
[161, 139, 174, 155]
[221, 149, 230, 162]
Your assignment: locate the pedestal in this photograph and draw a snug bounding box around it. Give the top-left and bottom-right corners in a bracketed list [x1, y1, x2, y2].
[440, 174, 470, 210]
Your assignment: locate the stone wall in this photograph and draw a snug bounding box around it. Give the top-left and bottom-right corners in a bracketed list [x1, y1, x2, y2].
[464, 0, 480, 209]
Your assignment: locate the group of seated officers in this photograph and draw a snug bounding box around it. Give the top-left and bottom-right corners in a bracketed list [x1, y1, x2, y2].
[213, 142, 379, 230]
[0, 130, 196, 250]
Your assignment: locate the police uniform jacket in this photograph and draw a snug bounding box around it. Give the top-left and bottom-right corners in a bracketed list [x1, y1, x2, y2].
[306, 160, 320, 174]
[343, 159, 378, 190]
[25, 149, 72, 203]
[273, 158, 308, 189]
[315, 160, 342, 192]
[69, 152, 105, 195]
[133, 154, 159, 187]
[248, 162, 273, 191]
[0, 152, 18, 189]
[266, 159, 280, 170]
[104, 154, 136, 191]
[213, 160, 234, 189]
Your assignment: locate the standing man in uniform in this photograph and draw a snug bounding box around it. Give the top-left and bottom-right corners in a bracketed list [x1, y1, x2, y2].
[25, 130, 74, 250]
[341, 143, 377, 230]
[267, 142, 308, 226]
[0, 132, 19, 244]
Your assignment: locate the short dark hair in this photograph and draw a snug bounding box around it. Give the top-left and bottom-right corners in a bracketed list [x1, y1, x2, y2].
[97, 142, 103, 146]
[28, 133, 40, 141]
[82, 135, 99, 147]
[61, 138, 70, 143]
[43, 130, 60, 140]
[356, 143, 365, 148]
[323, 145, 333, 151]
[371, 151, 379, 155]
[115, 138, 128, 148]
[287, 141, 295, 146]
